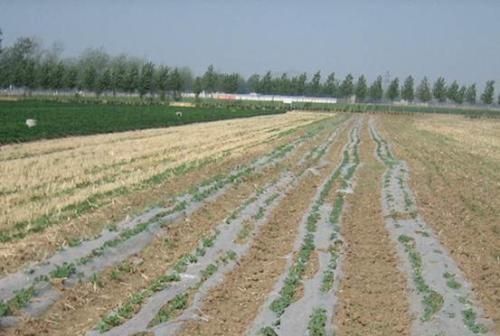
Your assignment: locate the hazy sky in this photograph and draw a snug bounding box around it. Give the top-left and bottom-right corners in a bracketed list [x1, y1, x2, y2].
[1, 0, 499, 86]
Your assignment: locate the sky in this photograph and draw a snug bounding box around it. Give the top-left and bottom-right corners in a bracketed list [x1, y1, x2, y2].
[1, 0, 499, 86]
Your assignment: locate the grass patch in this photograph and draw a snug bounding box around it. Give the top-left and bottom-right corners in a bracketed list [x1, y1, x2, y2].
[0, 100, 285, 145]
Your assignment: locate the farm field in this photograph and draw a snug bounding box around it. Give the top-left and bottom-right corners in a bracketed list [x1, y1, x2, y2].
[0, 100, 285, 144]
[0, 111, 499, 336]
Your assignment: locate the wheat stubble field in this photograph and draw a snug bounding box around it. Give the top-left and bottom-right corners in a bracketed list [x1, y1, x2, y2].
[0, 111, 498, 336]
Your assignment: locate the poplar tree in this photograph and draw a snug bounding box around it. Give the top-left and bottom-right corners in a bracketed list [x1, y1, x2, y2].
[480, 80, 495, 104]
[354, 75, 367, 102]
[111, 59, 128, 94]
[125, 63, 139, 93]
[295, 73, 307, 95]
[401, 75, 414, 102]
[432, 77, 447, 102]
[193, 76, 202, 97]
[64, 65, 79, 90]
[156, 65, 169, 100]
[465, 84, 476, 104]
[369, 76, 383, 101]
[50, 61, 66, 90]
[324, 73, 337, 97]
[457, 86, 466, 104]
[138, 62, 155, 97]
[202, 65, 217, 93]
[309, 71, 321, 96]
[167, 68, 183, 100]
[96, 68, 112, 96]
[386, 78, 400, 101]
[247, 74, 260, 93]
[339, 74, 354, 98]
[416, 77, 432, 102]
[82, 64, 97, 92]
[447, 80, 460, 103]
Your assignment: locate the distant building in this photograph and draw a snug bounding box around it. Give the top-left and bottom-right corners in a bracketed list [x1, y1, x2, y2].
[183, 92, 337, 105]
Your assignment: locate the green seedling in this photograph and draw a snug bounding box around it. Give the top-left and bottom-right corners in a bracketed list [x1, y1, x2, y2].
[148, 293, 188, 327]
[462, 308, 488, 334]
[308, 308, 327, 336]
[443, 272, 462, 289]
[258, 326, 278, 336]
[50, 262, 77, 278]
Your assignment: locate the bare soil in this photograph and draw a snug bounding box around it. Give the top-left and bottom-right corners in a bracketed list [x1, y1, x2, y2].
[335, 122, 411, 336]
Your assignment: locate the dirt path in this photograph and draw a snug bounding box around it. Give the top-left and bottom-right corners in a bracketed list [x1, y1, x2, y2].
[335, 120, 411, 336]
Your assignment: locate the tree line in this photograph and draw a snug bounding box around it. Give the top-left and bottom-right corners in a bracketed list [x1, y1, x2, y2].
[0, 34, 498, 105]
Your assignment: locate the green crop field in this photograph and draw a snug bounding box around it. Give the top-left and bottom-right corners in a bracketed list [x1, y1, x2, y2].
[0, 100, 285, 144]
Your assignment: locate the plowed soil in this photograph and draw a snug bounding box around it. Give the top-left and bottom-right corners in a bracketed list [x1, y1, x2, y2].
[335, 122, 411, 336]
